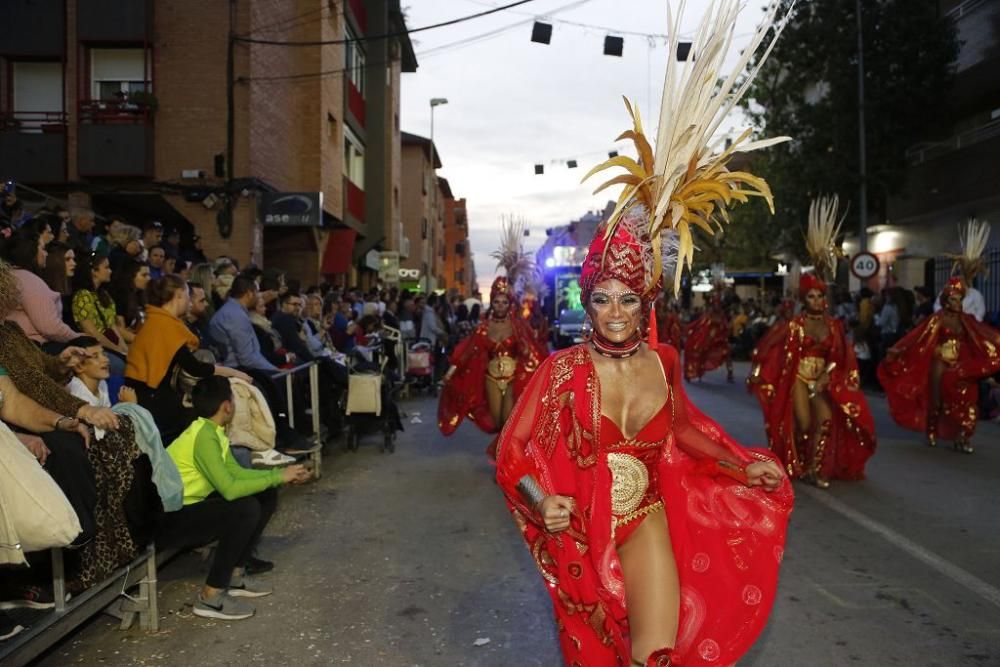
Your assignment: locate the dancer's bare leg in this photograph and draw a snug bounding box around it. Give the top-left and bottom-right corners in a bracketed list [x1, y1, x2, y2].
[485, 380, 504, 429]
[618, 506, 679, 664]
[498, 387, 515, 428]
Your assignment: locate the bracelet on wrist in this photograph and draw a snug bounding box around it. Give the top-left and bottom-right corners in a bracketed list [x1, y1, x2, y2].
[54, 415, 73, 430]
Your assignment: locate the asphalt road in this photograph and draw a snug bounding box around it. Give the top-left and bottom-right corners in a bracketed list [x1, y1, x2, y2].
[35, 361, 1000, 666]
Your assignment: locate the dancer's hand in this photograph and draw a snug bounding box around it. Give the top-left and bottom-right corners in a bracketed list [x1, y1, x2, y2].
[539, 495, 574, 533]
[814, 372, 831, 394]
[746, 461, 783, 491]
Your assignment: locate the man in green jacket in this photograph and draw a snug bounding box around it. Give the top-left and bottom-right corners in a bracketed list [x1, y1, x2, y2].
[160, 376, 311, 620]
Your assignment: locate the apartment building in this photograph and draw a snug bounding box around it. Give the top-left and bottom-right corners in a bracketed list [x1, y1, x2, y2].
[873, 0, 1000, 308]
[442, 194, 476, 297]
[400, 131, 446, 292]
[0, 0, 416, 286]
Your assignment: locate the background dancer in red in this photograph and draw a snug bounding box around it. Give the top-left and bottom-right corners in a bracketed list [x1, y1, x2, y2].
[655, 295, 683, 350]
[496, 3, 795, 661]
[683, 291, 733, 382]
[749, 196, 876, 487]
[438, 220, 548, 443]
[878, 221, 1000, 453]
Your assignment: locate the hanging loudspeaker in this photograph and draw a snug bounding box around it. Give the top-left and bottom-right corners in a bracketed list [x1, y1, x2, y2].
[677, 42, 693, 61]
[531, 22, 552, 44]
[534, 164, 544, 175]
[567, 160, 578, 169]
[604, 35, 624, 57]
[608, 150, 619, 158]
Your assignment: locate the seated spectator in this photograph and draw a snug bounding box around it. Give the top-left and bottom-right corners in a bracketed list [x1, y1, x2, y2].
[0, 260, 147, 592]
[249, 293, 290, 368]
[107, 221, 144, 271]
[330, 298, 358, 352]
[213, 272, 235, 311]
[189, 263, 218, 320]
[141, 221, 163, 255]
[126, 274, 248, 444]
[67, 335, 138, 410]
[3, 231, 80, 351]
[211, 277, 281, 375]
[181, 233, 208, 265]
[160, 376, 311, 620]
[72, 251, 128, 375]
[65, 208, 95, 254]
[186, 281, 215, 348]
[147, 245, 167, 279]
[110, 259, 150, 344]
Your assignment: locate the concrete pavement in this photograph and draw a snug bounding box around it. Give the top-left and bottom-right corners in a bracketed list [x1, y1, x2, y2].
[35, 361, 1000, 666]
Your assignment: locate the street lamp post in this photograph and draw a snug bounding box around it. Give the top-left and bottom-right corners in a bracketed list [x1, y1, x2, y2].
[427, 98, 448, 293]
[856, 0, 868, 254]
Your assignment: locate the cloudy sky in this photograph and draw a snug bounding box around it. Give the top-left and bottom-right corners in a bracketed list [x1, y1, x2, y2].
[399, 0, 767, 295]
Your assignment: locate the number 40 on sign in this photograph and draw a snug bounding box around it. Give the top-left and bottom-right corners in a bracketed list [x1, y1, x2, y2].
[850, 252, 880, 280]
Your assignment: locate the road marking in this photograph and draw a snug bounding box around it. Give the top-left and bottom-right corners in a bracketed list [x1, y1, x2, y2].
[800, 486, 1000, 609]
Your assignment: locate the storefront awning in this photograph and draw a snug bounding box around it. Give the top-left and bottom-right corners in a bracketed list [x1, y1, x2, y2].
[322, 228, 357, 274]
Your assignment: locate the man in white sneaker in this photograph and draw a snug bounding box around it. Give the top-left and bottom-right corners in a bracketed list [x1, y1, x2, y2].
[159, 376, 310, 620]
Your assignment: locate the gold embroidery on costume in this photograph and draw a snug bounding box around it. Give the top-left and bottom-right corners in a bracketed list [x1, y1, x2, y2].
[607, 453, 649, 516]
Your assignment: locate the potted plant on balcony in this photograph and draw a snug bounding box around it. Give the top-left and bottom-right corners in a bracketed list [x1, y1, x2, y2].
[128, 91, 158, 115]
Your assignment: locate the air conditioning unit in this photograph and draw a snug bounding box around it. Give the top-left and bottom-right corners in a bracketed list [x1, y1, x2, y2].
[400, 235, 411, 259]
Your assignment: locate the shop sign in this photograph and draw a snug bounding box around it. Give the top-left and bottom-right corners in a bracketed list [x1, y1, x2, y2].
[261, 192, 322, 227]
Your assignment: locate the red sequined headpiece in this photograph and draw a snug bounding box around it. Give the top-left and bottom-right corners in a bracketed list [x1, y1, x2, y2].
[941, 277, 966, 301]
[798, 272, 827, 299]
[580, 211, 660, 310]
[490, 275, 514, 303]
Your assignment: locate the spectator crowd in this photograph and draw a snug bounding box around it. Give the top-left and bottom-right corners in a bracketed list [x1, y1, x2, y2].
[0, 186, 484, 641]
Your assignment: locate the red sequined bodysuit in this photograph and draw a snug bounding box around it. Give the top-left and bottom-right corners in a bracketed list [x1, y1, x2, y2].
[601, 401, 670, 546]
[796, 327, 835, 385]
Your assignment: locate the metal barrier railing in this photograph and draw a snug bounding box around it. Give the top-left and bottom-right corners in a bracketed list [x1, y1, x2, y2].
[270, 361, 323, 478]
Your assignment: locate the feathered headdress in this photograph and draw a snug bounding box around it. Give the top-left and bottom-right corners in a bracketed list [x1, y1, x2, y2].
[804, 194, 845, 283]
[946, 218, 991, 284]
[490, 215, 535, 302]
[582, 0, 793, 296]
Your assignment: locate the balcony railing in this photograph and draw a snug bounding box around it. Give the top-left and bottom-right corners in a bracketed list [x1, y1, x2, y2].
[0, 111, 67, 134]
[78, 99, 154, 177]
[0, 111, 67, 183]
[345, 178, 366, 223]
[905, 118, 1000, 166]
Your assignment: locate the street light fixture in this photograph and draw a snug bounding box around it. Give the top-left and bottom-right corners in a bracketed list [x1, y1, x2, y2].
[428, 98, 448, 293]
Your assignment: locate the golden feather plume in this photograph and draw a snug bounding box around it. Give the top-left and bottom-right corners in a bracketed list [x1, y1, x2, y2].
[946, 218, 991, 282]
[490, 215, 536, 294]
[805, 195, 845, 282]
[583, 0, 793, 295]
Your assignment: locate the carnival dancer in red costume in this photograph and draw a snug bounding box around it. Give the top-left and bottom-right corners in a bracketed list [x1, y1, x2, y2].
[878, 220, 1000, 453]
[749, 196, 876, 487]
[655, 295, 684, 349]
[749, 274, 876, 486]
[496, 4, 795, 663]
[438, 220, 549, 438]
[683, 291, 733, 382]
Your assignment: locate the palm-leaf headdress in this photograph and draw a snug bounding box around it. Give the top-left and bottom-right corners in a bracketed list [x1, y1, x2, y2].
[583, 0, 794, 296]
[804, 195, 846, 283]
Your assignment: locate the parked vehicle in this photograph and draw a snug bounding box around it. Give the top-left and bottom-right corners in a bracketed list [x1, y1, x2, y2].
[553, 308, 586, 348]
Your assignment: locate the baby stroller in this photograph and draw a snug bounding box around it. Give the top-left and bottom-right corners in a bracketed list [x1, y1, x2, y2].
[405, 338, 437, 396]
[343, 332, 403, 453]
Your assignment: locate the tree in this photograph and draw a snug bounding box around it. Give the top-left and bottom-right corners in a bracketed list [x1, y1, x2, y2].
[725, 0, 959, 268]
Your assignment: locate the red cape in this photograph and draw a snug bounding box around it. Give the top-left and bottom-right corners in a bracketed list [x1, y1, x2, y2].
[496, 344, 793, 666]
[749, 315, 877, 479]
[877, 311, 1000, 439]
[683, 312, 731, 380]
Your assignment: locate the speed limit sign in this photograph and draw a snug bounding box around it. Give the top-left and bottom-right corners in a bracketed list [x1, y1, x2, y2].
[850, 252, 880, 280]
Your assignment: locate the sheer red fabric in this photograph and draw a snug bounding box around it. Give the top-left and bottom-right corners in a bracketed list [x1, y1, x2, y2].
[749, 315, 876, 479]
[658, 311, 683, 350]
[437, 317, 549, 436]
[683, 311, 731, 380]
[495, 344, 793, 666]
[877, 311, 1000, 439]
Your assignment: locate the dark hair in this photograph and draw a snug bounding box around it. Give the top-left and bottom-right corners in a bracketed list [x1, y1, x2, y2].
[71, 335, 100, 348]
[146, 273, 187, 307]
[192, 376, 233, 418]
[110, 259, 148, 325]
[358, 314, 380, 333]
[4, 230, 43, 271]
[427, 293, 439, 307]
[187, 281, 204, 291]
[229, 275, 257, 300]
[469, 304, 481, 321]
[279, 291, 301, 307]
[42, 241, 73, 295]
[72, 250, 113, 306]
